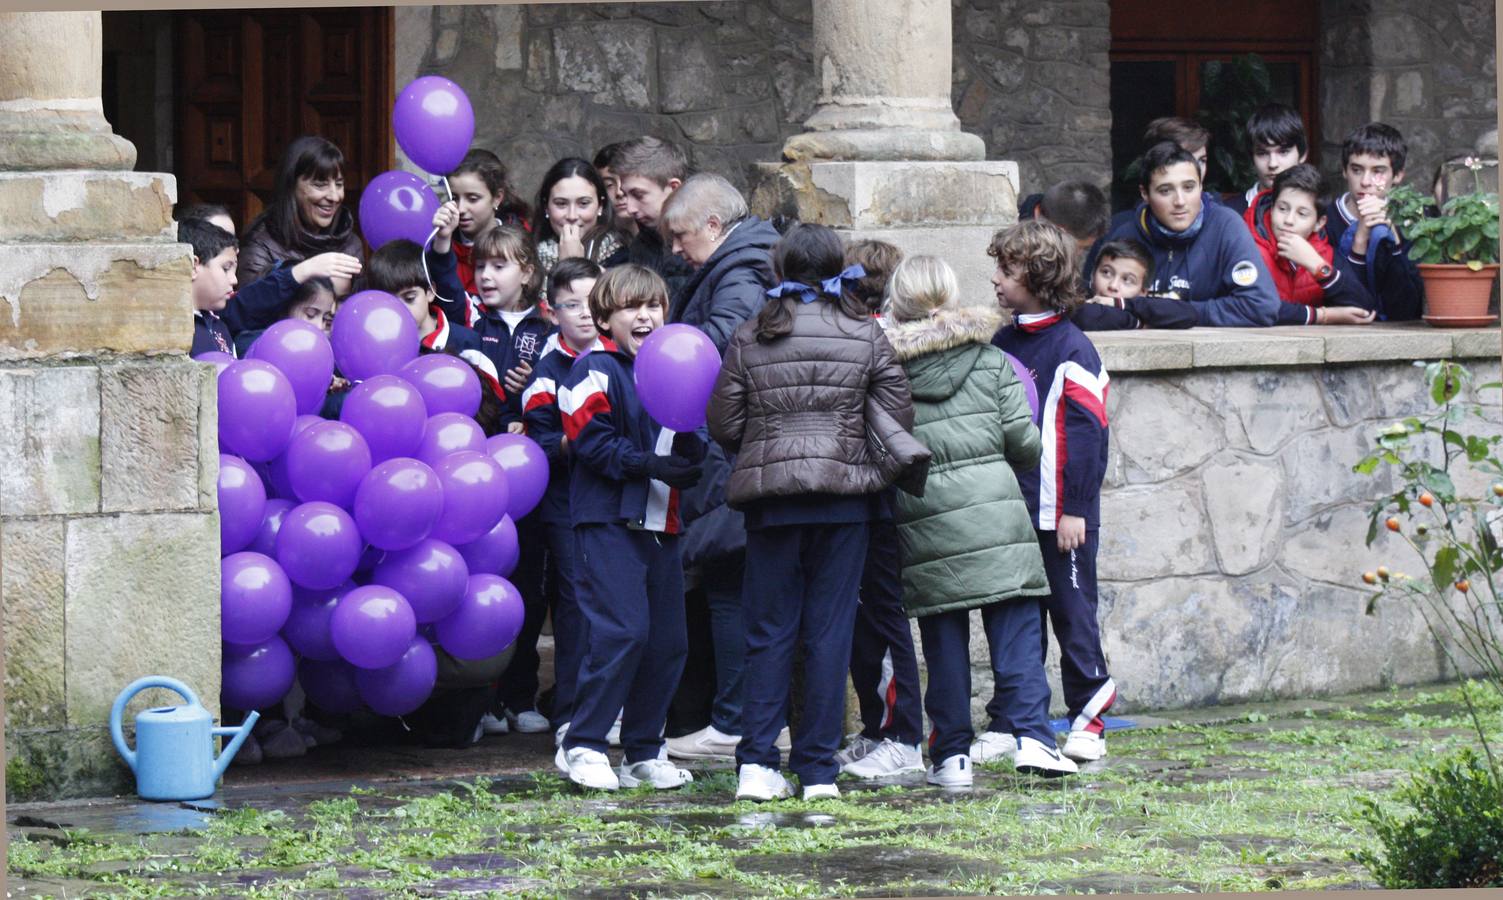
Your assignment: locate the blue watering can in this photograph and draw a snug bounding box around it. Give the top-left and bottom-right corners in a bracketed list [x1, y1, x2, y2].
[109, 676, 258, 801]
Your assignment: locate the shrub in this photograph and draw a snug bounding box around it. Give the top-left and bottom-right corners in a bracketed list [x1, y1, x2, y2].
[1354, 749, 1503, 888]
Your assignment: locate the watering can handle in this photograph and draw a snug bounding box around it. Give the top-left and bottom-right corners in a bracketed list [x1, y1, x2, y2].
[109, 676, 200, 773]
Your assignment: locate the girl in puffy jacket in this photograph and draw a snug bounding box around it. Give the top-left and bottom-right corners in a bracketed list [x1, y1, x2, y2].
[882, 255, 1077, 786]
[707, 223, 916, 802]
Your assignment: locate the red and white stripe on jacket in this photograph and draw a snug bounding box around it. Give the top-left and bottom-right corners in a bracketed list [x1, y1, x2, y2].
[521, 333, 609, 416]
[1036, 359, 1110, 529]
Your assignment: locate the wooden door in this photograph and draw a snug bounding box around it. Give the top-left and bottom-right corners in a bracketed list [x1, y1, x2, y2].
[175, 9, 393, 234]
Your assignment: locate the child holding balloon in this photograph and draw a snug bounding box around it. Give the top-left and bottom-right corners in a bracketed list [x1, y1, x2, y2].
[444, 149, 532, 296]
[707, 223, 917, 802]
[554, 263, 704, 791]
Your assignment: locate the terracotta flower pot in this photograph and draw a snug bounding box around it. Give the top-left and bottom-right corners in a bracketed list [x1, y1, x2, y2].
[1420, 263, 1500, 320]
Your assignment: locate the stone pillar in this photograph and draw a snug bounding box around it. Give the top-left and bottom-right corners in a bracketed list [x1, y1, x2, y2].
[753, 0, 1018, 305]
[1, 11, 221, 802]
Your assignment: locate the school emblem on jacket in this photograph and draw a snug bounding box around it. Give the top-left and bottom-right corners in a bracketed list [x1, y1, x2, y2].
[1231, 260, 1259, 287]
[1169, 276, 1192, 294]
[516, 332, 540, 362]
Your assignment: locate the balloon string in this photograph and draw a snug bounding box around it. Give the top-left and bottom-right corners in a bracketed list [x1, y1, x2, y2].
[421, 225, 442, 297]
[443, 177, 454, 203]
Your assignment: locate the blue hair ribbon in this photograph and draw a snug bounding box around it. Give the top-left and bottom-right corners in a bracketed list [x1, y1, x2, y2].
[766, 264, 868, 304]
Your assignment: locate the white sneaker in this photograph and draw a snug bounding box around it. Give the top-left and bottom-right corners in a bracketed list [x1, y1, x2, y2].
[508, 709, 551, 734]
[841, 740, 923, 779]
[801, 782, 839, 801]
[774, 726, 792, 752]
[290, 717, 342, 748]
[554, 721, 570, 747]
[833, 734, 881, 768]
[969, 730, 1016, 763]
[665, 725, 740, 760]
[927, 754, 974, 787]
[1014, 736, 1078, 777]
[555, 746, 620, 790]
[607, 712, 623, 748]
[480, 713, 510, 735]
[619, 757, 694, 790]
[736, 764, 792, 801]
[1062, 730, 1107, 762]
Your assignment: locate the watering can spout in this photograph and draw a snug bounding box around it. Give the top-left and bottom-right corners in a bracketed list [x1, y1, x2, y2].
[212, 710, 259, 781]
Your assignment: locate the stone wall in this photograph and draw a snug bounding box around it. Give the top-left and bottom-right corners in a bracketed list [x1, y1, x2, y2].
[963, 326, 1502, 720]
[393, 1, 1115, 199]
[1319, 0, 1497, 188]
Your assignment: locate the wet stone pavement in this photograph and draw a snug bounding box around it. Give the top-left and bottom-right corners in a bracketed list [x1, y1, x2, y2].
[7, 684, 1497, 897]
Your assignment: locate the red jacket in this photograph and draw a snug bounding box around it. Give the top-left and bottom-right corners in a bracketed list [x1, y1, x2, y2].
[1243, 189, 1334, 307]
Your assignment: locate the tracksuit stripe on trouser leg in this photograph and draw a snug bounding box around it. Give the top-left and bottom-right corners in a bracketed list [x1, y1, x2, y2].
[1036, 529, 1113, 733]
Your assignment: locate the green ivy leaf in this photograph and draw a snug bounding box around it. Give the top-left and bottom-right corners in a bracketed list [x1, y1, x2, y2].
[1431, 545, 1460, 592]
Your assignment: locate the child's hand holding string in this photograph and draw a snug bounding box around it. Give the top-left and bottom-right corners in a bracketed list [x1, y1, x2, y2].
[432, 201, 460, 254]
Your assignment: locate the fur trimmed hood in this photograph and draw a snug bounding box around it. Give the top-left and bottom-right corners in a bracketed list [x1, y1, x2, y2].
[884, 305, 1003, 361]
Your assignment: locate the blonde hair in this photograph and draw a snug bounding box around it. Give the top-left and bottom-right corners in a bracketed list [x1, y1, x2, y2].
[588, 263, 669, 327]
[472, 225, 543, 307]
[884, 255, 959, 322]
[986, 220, 1084, 314]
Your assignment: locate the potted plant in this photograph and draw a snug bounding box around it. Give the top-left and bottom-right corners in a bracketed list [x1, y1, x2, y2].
[1388, 159, 1501, 324]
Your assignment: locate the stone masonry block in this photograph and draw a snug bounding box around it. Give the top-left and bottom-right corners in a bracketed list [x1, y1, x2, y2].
[1450, 328, 1502, 360]
[1109, 379, 1223, 483]
[1202, 453, 1284, 575]
[809, 161, 1020, 229]
[1280, 426, 1390, 523]
[2, 518, 67, 727]
[1098, 478, 1216, 581]
[0, 171, 176, 243]
[1189, 331, 1324, 367]
[197, 359, 219, 505]
[64, 511, 220, 726]
[1323, 327, 1453, 364]
[552, 21, 655, 111]
[0, 365, 100, 516]
[99, 360, 209, 513]
[1218, 369, 1329, 455]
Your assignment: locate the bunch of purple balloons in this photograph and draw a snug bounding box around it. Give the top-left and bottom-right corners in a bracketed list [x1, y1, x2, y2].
[206, 290, 545, 719]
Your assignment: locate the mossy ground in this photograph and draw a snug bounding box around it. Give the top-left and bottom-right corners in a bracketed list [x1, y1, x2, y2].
[8, 683, 1501, 898]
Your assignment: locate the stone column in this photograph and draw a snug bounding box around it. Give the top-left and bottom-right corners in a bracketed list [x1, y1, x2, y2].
[1, 11, 221, 802]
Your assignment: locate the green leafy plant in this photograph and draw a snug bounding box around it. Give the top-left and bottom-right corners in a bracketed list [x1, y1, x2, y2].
[1196, 54, 1275, 194]
[1386, 161, 1501, 268]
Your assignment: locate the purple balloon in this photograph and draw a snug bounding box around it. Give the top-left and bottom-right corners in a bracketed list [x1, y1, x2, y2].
[456, 515, 519, 578]
[331, 584, 417, 669]
[393, 76, 475, 175]
[359, 170, 442, 250]
[264, 416, 326, 500]
[330, 291, 420, 382]
[484, 434, 550, 520]
[221, 551, 294, 645]
[195, 351, 235, 374]
[436, 574, 525, 660]
[431, 450, 509, 546]
[633, 324, 721, 432]
[218, 454, 267, 555]
[282, 582, 351, 661]
[355, 636, 438, 716]
[275, 501, 363, 590]
[1002, 351, 1040, 421]
[218, 360, 298, 462]
[416, 412, 487, 467]
[298, 657, 364, 714]
[340, 374, 428, 462]
[286, 420, 373, 508]
[248, 498, 295, 557]
[221, 636, 296, 711]
[353, 457, 444, 551]
[247, 319, 336, 415]
[372, 538, 469, 624]
[399, 354, 482, 417]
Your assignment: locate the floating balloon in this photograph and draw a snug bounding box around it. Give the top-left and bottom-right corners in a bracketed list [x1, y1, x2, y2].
[1002, 352, 1040, 420]
[399, 354, 482, 417]
[353, 457, 444, 551]
[275, 501, 362, 590]
[393, 76, 475, 175]
[359, 170, 441, 250]
[221, 636, 296, 711]
[247, 498, 295, 557]
[286, 420, 372, 508]
[281, 582, 351, 662]
[372, 538, 469, 624]
[430, 450, 508, 546]
[456, 515, 519, 578]
[331, 584, 417, 669]
[298, 657, 363, 714]
[354, 636, 438, 717]
[221, 551, 293, 645]
[264, 415, 325, 500]
[218, 454, 267, 555]
[340, 374, 428, 462]
[330, 291, 420, 382]
[218, 360, 298, 461]
[436, 574, 525, 660]
[633, 324, 721, 432]
[247, 319, 336, 415]
[483, 433, 549, 520]
[416, 412, 487, 468]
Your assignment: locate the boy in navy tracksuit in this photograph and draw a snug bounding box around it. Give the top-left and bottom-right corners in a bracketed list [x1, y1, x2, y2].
[181, 217, 242, 357]
[1088, 142, 1281, 327]
[990, 221, 1116, 765]
[1324, 123, 1425, 322]
[366, 239, 486, 359]
[554, 263, 704, 791]
[520, 259, 612, 745]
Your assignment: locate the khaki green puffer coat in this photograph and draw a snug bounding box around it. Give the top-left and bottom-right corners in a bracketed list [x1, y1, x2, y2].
[885, 306, 1049, 618]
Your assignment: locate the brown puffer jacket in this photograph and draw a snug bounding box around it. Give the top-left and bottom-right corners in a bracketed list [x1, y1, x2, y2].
[708, 302, 915, 508]
[237, 207, 365, 286]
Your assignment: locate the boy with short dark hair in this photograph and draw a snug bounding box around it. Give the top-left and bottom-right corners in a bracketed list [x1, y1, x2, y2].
[555, 263, 704, 791]
[1324, 123, 1425, 321]
[603, 136, 693, 298]
[1227, 103, 1308, 216]
[1038, 181, 1110, 258]
[1245, 164, 1377, 325]
[367, 239, 485, 356]
[1073, 239, 1197, 331]
[182, 217, 240, 356]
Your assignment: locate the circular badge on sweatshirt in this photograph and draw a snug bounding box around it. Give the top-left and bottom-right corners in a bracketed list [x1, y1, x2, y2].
[1231, 260, 1260, 287]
